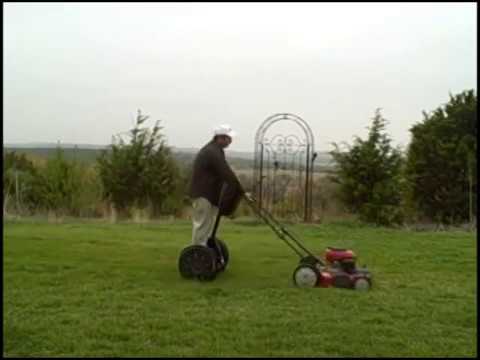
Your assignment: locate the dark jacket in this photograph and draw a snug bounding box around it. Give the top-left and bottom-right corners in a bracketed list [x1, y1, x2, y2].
[189, 140, 244, 215]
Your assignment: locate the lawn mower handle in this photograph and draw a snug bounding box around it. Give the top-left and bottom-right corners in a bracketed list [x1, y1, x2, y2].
[242, 193, 320, 261]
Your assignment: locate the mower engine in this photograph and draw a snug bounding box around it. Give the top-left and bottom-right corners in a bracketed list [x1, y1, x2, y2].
[325, 247, 357, 274]
[293, 247, 372, 290]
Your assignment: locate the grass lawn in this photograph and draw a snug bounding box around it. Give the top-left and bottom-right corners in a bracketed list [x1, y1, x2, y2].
[3, 218, 477, 357]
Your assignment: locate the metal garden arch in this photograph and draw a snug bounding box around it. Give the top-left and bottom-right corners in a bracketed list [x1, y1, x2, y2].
[253, 113, 316, 222]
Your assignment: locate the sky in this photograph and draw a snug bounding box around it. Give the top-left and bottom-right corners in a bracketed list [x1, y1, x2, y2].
[3, 2, 477, 152]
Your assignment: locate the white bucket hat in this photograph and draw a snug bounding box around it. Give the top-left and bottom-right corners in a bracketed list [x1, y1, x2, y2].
[213, 124, 236, 138]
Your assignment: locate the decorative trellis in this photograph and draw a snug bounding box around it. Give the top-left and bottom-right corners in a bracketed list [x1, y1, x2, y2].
[253, 113, 316, 222]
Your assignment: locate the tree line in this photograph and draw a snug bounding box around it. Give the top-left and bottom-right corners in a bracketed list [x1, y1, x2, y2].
[330, 89, 476, 226]
[3, 90, 476, 226]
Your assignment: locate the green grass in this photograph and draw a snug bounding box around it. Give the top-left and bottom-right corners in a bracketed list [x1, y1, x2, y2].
[3, 218, 477, 357]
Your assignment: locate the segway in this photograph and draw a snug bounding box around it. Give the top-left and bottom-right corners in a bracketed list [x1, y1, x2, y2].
[178, 183, 239, 281]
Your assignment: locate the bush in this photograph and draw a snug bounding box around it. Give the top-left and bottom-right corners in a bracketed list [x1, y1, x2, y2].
[3, 151, 38, 215]
[330, 109, 404, 226]
[404, 89, 477, 225]
[96, 110, 182, 219]
[26, 147, 84, 216]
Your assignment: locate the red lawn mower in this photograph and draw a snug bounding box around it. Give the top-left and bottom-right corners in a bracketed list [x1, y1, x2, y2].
[244, 194, 373, 290]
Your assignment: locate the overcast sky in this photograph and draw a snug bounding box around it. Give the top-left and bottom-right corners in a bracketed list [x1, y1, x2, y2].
[3, 2, 477, 152]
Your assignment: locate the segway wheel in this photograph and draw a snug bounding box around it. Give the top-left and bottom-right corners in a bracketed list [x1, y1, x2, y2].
[216, 238, 229, 272]
[293, 264, 320, 288]
[178, 245, 217, 280]
[354, 278, 371, 291]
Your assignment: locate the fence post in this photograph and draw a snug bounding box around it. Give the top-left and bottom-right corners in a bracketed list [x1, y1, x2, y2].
[469, 160, 473, 230]
[15, 170, 19, 213]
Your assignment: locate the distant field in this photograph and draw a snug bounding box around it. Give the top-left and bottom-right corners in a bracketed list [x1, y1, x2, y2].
[3, 147, 104, 164]
[3, 218, 477, 357]
[3, 147, 334, 172]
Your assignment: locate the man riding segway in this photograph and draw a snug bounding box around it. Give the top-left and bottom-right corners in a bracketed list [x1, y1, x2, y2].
[178, 124, 245, 280]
